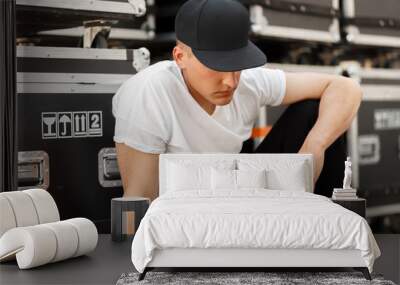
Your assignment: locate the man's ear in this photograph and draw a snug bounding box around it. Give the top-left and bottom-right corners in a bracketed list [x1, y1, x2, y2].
[172, 45, 186, 69]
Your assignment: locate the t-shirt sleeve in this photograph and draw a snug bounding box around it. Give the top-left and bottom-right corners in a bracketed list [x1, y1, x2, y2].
[112, 77, 169, 154]
[244, 67, 286, 107]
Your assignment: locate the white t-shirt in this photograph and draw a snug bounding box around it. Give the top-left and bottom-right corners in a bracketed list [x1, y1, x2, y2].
[112, 60, 286, 154]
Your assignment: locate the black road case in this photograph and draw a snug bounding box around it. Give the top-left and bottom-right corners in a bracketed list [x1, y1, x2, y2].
[343, 0, 400, 48]
[242, 0, 340, 43]
[16, 0, 155, 46]
[346, 65, 400, 232]
[260, 63, 400, 233]
[17, 46, 150, 233]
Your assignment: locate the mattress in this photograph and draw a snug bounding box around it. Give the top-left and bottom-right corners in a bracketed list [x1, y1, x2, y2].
[131, 189, 380, 273]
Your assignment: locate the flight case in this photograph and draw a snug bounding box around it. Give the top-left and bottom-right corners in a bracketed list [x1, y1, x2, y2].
[345, 66, 400, 227]
[17, 46, 150, 233]
[16, 0, 155, 44]
[343, 0, 400, 48]
[242, 0, 340, 43]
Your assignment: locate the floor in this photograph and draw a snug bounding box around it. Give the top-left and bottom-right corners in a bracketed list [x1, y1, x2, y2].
[0, 235, 134, 285]
[0, 234, 399, 285]
[374, 234, 400, 284]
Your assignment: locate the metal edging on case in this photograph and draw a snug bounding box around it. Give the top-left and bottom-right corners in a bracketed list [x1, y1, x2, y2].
[342, 0, 355, 18]
[17, 46, 150, 62]
[251, 22, 340, 43]
[109, 27, 155, 40]
[343, 0, 400, 48]
[38, 27, 155, 41]
[360, 69, 400, 80]
[266, 63, 338, 74]
[17, 72, 133, 84]
[17, 83, 122, 94]
[98, 147, 122, 188]
[18, 150, 50, 190]
[37, 11, 156, 41]
[332, 0, 339, 10]
[362, 85, 400, 101]
[249, 5, 340, 43]
[17, 46, 150, 76]
[347, 115, 360, 189]
[345, 27, 400, 48]
[16, 0, 146, 17]
[339, 62, 361, 190]
[366, 203, 400, 218]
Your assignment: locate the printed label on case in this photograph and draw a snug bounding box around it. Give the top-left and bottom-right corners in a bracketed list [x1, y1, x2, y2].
[374, 109, 400, 130]
[41, 111, 103, 139]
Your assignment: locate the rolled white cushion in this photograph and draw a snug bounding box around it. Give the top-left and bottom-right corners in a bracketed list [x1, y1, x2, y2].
[1, 191, 39, 227]
[42, 221, 79, 262]
[64, 218, 98, 257]
[23, 189, 60, 223]
[0, 196, 17, 238]
[0, 218, 98, 269]
[0, 226, 57, 269]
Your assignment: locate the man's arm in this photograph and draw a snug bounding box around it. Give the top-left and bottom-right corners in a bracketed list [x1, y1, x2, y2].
[115, 142, 159, 201]
[282, 72, 362, 182]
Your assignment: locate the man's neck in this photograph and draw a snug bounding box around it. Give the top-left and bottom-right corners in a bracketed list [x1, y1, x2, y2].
[181, 69, 216, 115]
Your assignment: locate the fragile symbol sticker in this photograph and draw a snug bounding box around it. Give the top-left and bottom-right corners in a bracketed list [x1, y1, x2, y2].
[41, 111, 103, 139]
[42, 112, 57, 139]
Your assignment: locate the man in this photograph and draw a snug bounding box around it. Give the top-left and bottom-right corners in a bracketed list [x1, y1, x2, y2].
[112, 0, 362, 201]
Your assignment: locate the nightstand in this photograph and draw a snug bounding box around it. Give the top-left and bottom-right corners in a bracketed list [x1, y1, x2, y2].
[111, 197, 150, 242]
[331, 198, 366, 218]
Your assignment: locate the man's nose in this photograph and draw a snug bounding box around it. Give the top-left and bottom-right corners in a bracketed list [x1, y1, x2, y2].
[221, 72, 239, 90]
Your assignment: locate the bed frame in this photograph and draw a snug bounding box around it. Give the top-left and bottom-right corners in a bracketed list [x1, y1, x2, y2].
[138, 154, 372, 281]
[140, 248, 371, 280]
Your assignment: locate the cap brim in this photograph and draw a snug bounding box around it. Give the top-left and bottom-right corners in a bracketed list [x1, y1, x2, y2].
[192, 40, 267, 72]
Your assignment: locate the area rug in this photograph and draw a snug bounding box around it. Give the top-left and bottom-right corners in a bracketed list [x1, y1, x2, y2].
[116, 271, 396, 285]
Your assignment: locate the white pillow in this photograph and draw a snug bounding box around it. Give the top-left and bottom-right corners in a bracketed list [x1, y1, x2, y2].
[167, 160, 236, 191]
[211, 168, 236, 189]
[237, 169, 267, 188]
[168, 163, 210, 191]
[237, 159, 309, 192]
[266, 168, 307, 192]
[211, 169, 267, 190]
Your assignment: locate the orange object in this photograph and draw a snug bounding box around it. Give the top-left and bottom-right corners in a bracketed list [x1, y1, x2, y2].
[251, 126, 272, 138]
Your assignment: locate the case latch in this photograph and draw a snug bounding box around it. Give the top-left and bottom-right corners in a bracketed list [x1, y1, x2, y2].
[358, 135, 380, 165]
[98, 148, 122, 188]
[18, 151, 49, 190]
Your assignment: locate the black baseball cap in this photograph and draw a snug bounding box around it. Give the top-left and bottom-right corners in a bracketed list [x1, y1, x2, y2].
[175, 0, 267, 72]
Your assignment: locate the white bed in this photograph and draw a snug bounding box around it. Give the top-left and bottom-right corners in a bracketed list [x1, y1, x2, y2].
[131, 154, 381, 281]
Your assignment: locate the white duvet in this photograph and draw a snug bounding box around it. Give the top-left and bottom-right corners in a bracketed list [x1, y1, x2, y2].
[131, 190, 380, 273]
